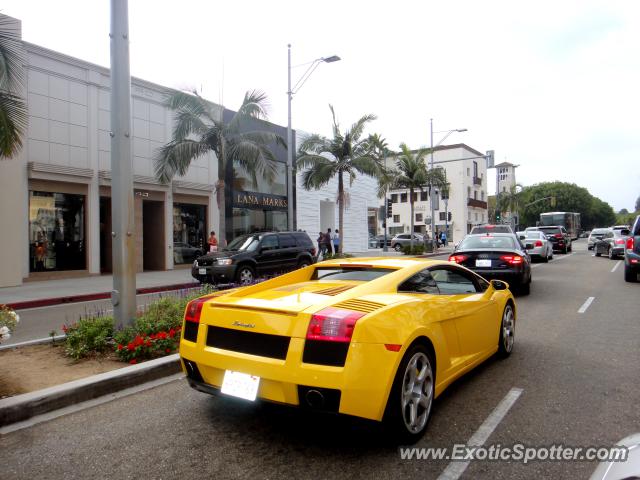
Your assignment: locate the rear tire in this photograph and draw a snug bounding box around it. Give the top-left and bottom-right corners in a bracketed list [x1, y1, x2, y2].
[497, 303, 515, 358]
[235, 265, 256, 285]
[518, 275, 531, 295]
[383, 344, 435, 444]
[625, 265, 638, 282]
[298, 258, 311, 269]
[394, 243, 402, 252]
[608, 247, 615, 260]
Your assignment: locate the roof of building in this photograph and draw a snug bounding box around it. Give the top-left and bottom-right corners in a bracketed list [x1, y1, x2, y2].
[386, 143, 485, 159]
[494, 161, 517, 168]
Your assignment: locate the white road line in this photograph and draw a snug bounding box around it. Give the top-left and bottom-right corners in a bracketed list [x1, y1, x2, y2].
[549, 252, 574, 262]
[578, 296, 595, 314]
[611, 261, 622, 273]
[437, 387, 523, 480]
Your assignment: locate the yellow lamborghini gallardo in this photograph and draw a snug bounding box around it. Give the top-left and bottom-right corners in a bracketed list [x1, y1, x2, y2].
[179, 257, 516, 442]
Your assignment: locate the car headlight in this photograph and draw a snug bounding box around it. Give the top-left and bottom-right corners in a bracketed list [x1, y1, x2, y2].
[217, 258, 233, 266]
[193, 259, 198, 267]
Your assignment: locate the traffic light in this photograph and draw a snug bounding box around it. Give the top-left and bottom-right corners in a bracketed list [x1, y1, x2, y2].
[386, 198, 393, 218]
[496, 210, 501, 223]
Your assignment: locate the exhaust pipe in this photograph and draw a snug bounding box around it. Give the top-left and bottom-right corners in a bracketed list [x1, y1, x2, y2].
[305, 389, 325, 409]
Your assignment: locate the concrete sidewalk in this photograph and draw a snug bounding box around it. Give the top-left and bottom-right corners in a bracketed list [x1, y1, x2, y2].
[0, 269, 198, 308]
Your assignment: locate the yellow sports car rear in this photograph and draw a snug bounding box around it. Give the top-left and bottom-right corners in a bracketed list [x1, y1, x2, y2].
[179, 257, 516, 442]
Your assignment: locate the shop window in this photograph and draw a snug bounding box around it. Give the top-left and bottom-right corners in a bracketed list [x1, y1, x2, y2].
[173, 203, 207, 264]
[29, 191, 86, 272]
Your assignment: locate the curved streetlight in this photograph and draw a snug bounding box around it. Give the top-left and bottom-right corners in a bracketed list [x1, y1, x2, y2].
[429, 119, 467, 249]
[287, 45, 341, 230]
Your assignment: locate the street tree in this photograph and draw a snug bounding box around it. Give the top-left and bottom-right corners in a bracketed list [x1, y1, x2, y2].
[154, 89, 284, 244]
[636, 195, 640, 213]
[0, 16, 27, 158]
[297, 106, 383, 254]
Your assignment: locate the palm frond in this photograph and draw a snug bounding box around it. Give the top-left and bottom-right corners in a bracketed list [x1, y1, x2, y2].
[0, 91, 27, 158]
[153, 139, 210, 183]
[298, 133, 330, 155]
[301, 159, 338, 190]
[348, 113, 377, 142]
[0, 16, 25, 93]
[227, 139, 278, 183]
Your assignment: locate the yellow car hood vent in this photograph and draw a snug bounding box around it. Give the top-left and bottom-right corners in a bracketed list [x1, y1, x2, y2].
[313, 285, 356, 296]
[332, 299, 385, 314]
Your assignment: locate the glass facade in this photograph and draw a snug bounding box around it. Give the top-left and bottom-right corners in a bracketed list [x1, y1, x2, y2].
[232, 208, 287, 238]
[233, 162, 287, 196]
[173, 203, 207, 264]
[29, 191, 86, 272]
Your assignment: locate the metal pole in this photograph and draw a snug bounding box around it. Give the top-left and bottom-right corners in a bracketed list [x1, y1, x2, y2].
[110, 0, 136, 329]
[286, 44, 294, 231]
[429, 118, 435, 250]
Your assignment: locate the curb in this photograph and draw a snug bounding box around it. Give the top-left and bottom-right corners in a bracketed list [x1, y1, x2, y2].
[0, 354, 181, 428]
[6, 282, 200, 310]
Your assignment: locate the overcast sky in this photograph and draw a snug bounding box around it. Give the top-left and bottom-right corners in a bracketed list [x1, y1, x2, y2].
[4, 0, 639, 211]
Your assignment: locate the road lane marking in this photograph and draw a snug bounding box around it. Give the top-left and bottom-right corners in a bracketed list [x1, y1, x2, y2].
[437, 387, 523, 480]
[578, 296, 595, 313]
[611, 261, 622, 273]
[549, 252, 574, 262]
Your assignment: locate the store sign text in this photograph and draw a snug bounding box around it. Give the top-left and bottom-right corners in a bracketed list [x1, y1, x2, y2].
[234, 192, 288, 210]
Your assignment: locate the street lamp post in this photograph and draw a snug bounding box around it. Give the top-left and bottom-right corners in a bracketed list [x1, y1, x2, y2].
[429, 119, 467, 250]
[286, 45, 340, 231]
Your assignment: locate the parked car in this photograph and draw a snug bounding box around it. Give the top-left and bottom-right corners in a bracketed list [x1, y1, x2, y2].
[529, 225, 572, 253]
[376, 234, 392, 248]
[594, 228, 630, 259]
[449, 232, 532, 294]
[624, 215, 640, 282]
[470, 224, 514, 234]
[391, 233, 424, 251]
[517, 230, 553, 262]
[587, 228, 609, 250]
[180, 256, 516, 442]
[173, 242, 203, 264]
[192, 231, 316, 285]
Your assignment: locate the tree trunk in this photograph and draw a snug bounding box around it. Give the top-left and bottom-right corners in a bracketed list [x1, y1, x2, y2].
[409, 187, 415, 250]
[216, 141, 226, 246]
[338, 171, 344, 254]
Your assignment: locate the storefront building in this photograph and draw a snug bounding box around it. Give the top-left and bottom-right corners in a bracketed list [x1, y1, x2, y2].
[0, 15, 229, 287]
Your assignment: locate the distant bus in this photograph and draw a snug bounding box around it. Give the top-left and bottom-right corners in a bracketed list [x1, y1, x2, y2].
[539, 212, 581, 239]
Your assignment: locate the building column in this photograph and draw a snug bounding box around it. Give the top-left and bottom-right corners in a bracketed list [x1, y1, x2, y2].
[87, 73, 100, 274]
[165, 187, 174, 270]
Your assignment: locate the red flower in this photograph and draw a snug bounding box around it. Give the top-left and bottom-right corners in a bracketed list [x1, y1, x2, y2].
[165, 348, 171, 353]
[145, 340, 152, 347]
[168, 329, 175, 338]
[129, 359, 137, 365]
[62, 325, 68, 333]
[117, 344, 123, 351]
[127, 343, 135, 352]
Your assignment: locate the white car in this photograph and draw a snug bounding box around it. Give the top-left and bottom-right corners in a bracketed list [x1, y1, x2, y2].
[517, 230, 553, 262]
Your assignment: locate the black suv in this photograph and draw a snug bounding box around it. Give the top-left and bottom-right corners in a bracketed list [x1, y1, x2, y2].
[624, 215, 640, 282]
[529, 226, 572, 253]
[192, 231, 316, 285]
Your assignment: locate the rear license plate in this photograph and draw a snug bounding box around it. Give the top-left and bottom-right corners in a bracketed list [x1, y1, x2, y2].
[475, 259, 492, 267]
[198, 268, 207, 275]
[221, 370, 260, 401]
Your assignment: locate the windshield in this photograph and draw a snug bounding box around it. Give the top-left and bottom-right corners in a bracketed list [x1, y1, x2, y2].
[459, 236, 516, 250]
[312, 267, 394, 282]
[524, 231, 543, 239]
[225, 235, 260, 252]
[538, 227, 561, 234]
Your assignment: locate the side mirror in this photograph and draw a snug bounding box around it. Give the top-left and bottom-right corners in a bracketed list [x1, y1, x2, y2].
[490, 279, 508, 291]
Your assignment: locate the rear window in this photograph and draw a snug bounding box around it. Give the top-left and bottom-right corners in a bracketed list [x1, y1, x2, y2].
[312, 267, 394, 282]
[471, 225, 513, 234]
[538, 227, 561, 234]
[591, 229, 608, 235]
[458, 236, 516, 250]
[294, 233, 313, 247]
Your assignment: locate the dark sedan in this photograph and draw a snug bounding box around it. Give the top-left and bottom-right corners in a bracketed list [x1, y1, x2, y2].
[449, 233, 532, 294]
[594, 228, 630, 259]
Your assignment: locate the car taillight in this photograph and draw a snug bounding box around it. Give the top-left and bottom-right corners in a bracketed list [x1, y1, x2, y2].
[554, 234, 563, 239]
[306, 308, 365, 342]
[185, 298, 206, 323]
[449, 254, 468, 263]
[500, 255, 524, 265]
[535, 240, 543, 247]
[615, 239, 625, 245]
[627, 237, 635, 250]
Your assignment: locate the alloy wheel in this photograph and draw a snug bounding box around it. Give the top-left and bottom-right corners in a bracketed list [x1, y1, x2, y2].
[401, 352, 434, 434]
[239, 268, 254, 285]
[502, 305, 515, 353]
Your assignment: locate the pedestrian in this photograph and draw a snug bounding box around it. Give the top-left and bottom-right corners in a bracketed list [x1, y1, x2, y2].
[317, 232, 327, 258]
[208, 231, 218, 252]
[326, 228, 334, 255]
[333, 229, 340, 254]
[440, 231, 447, 247]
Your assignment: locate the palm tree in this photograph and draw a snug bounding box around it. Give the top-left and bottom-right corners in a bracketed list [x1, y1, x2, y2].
[0, 16, 27, 158]
[385, 144, 448, 249]
[155, 89, 285, 244]
[297, 106, 383, 254]
[498, 183, 523, 227]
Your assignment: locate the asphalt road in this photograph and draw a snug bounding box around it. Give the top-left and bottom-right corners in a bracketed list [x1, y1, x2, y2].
[2, 239, 639, 479]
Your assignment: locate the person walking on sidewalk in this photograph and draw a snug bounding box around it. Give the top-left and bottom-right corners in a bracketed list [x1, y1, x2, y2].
[317, 232, 327, 259]
[208, 231, 218, 252]
[326, 228, 334, 255]
[440, 231, 447, 247]
[333, 229, 340, 254]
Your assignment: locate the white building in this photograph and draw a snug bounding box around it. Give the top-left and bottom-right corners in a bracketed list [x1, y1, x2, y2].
[385, 144, 489, 244]
[496, 161, 518, 195]
[295, 132, 380, 253]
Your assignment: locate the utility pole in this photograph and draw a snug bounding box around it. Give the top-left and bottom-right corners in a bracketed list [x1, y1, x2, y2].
[110, 0, 136, 329]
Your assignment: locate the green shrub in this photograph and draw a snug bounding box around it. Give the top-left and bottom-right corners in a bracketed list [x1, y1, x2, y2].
[135, 297, 184, 335]
[401, 244, 426, 255]
[64, 316, 114, 359]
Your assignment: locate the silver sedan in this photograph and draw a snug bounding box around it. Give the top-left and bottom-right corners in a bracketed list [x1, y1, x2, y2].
[517, 230, 553, 262]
